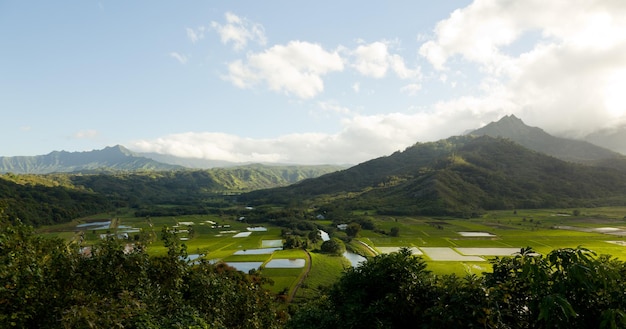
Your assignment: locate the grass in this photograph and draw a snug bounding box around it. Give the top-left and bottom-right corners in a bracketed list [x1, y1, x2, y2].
[292, 252, 349, 302]
[38, 206, 626, 301]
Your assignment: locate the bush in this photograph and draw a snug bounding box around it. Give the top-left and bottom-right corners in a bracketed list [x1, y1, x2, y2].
[320, 238, 345, 255]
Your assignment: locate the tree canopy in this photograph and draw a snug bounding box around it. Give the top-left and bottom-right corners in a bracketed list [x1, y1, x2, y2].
[0, 220, 286, 328]
[288, 247, 626, 329]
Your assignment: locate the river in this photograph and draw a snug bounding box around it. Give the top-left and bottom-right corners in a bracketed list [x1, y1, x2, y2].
[319, 230, 366, 267]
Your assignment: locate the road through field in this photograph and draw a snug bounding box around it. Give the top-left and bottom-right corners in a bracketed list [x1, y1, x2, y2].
[288, 249, 312, 302]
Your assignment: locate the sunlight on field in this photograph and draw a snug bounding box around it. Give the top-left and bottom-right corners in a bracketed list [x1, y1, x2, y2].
[377, 246, 422, 255]
[421, 247, 485, 261]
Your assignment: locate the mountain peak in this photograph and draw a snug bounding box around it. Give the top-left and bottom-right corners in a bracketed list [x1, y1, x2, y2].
[469, 114, 619, 164]
[102, 145, 135, 156]
[0, 145, 181, 174]
[470, 115, 541, 138]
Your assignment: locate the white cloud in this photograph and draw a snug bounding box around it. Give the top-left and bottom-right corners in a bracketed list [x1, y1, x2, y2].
[352, 42, 389, 78]
[73, 130, 99, 140]
[129, 109, 495, 165]
[420, 0, 626, 135]
[352, 41, 421, 80]
[224, 41, 344, 99]
[169, 52, 188, 64]
[211, 12, 267, 50]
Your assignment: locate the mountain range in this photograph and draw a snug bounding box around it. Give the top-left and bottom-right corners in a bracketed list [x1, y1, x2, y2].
[0, 116, 623, 174]
[0, 145, 182, 174]
[3, 115, 626, 224]
[242, 116, 626, 216]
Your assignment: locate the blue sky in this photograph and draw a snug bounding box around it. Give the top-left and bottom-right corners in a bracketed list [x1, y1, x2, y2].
[2, 1, 625, 164]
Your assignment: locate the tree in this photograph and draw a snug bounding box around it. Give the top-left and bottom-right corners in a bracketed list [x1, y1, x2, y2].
[485, 247, 626, 328]
[284, 235, 306, 249]
[320, 238, 345, 255]
[289, 248, 436, 329]
[389, 226, 400, 237]
[345, 223, 361, 238]
[0, 221, 286, 329]
[307, 230, 322, 245]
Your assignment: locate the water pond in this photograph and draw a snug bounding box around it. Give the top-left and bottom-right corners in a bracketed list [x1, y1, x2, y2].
[76, 221, 111, 230]
[261, 239, 283, 247]
[234, 247, 282, 255]
[225, 262, 263, 273]
[265, 259, 305, 268]
[343, 251, 366, 267]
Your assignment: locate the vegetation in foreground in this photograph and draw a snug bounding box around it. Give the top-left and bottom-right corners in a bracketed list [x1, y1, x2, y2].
[0, 220, 286, 328]
[288, 247, 626, 329]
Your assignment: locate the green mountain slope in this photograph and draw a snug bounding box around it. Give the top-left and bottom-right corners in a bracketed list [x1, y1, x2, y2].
[0, 164, 342, 225]
[242, 136, 626, 216]
[469, 115, 621, 164]
[0, 145, 183, 173]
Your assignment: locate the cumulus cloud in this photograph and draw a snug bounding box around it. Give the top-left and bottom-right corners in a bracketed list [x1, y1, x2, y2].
[420, 0, 626, 135]
[224, 41, 344, 99]
[211, 12, 267, 50]
[169, 52, 188, 64]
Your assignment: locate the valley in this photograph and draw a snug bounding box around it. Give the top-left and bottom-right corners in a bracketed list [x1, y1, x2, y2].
[37, 206, 626, 300]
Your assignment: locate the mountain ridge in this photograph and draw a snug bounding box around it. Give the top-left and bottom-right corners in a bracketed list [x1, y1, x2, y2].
[242, 134, 626, 216]
[0, 145, 182, 174]
[468, 115, 623, 164]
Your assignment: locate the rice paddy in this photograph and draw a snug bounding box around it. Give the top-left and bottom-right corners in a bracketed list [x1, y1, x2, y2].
[39, 206, 626, 298]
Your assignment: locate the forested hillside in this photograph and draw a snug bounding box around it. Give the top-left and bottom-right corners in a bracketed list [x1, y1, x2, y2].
[242, 135, 626, 216]
[0, 164, 342, 226]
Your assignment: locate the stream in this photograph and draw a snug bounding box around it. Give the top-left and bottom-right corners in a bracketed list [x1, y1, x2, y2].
[319, 230, 366, 267]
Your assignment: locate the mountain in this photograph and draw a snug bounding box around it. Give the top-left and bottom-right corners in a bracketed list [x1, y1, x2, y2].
[0, 162, 344, 225]
[138, 152, 241, 168]
[584, 124, 626, 155]
[0, 145, 183, 174]
[468, 115, 622, 164]
[242, 135, 626, 217]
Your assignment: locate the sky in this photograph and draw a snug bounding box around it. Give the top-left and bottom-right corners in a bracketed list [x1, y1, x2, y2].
[2, 0, 626, 164]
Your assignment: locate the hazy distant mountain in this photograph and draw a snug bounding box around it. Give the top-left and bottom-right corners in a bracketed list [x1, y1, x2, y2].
[0, 145, 182, 174]
[468, 115, 621, 164]
[584, 124, 626, 155]
[242, 135, 626, 217]
[138, 152, 241, 168]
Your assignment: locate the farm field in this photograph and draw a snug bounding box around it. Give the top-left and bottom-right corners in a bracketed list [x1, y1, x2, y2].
[37, 207, 626, 295]
[361, 207, 626, 274]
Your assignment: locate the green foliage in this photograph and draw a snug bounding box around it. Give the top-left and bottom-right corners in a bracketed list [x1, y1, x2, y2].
[345, 223, 361, 237]
[320, 238, 345, 255]
[289, 247, 626, 329]
[485, 247, 626, 328]
[0, 163, 340, 226]
[0, 221, 285, 328]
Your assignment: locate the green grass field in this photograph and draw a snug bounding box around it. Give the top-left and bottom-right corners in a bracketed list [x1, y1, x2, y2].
[37, 207, 626, 301]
